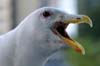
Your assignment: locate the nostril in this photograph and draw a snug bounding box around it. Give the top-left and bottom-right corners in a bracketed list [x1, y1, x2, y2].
[76, 17, 81, 20]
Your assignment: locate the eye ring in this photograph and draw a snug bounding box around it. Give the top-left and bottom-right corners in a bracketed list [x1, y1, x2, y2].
[42, 11, 52, 17]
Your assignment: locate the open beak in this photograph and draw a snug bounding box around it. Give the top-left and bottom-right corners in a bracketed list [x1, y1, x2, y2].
[52, 15, 93, 55]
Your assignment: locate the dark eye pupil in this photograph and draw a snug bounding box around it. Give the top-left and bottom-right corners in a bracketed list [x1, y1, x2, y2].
[76, 17, 81, 19]
[43, 11, 51, 17]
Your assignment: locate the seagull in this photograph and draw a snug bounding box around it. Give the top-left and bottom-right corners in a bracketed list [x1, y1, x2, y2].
[0, 7, 92, 66]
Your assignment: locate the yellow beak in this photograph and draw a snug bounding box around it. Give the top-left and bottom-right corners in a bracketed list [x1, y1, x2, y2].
[62, 15, 93, 55]
[64, 15, 93, 27]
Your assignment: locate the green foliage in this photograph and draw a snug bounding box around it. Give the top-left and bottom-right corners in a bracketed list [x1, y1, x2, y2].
[64, 37, 100, 66]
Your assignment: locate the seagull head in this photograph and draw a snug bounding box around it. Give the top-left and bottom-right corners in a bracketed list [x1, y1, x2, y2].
[29, 7, 92, 55]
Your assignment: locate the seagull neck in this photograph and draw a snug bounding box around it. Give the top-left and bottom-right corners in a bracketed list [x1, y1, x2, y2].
[15, 25, 54, 66]
[14, 40, 54, 66]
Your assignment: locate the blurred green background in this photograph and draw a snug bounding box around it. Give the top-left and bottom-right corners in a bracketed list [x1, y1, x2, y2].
[0, 0, 100, 66]
[66, 0, 100, 66]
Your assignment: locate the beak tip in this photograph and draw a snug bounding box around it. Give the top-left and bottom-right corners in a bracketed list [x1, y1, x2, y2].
[83, 15, 93, 28]
[75, 48, 85, 55]
[90, 22, 93, 28]
[88, 18, 93, 28]
[82, 50, 85, 55]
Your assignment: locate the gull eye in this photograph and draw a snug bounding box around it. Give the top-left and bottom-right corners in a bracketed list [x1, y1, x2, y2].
[43, 11, 52, 18]
[76, 17, 81, 20]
